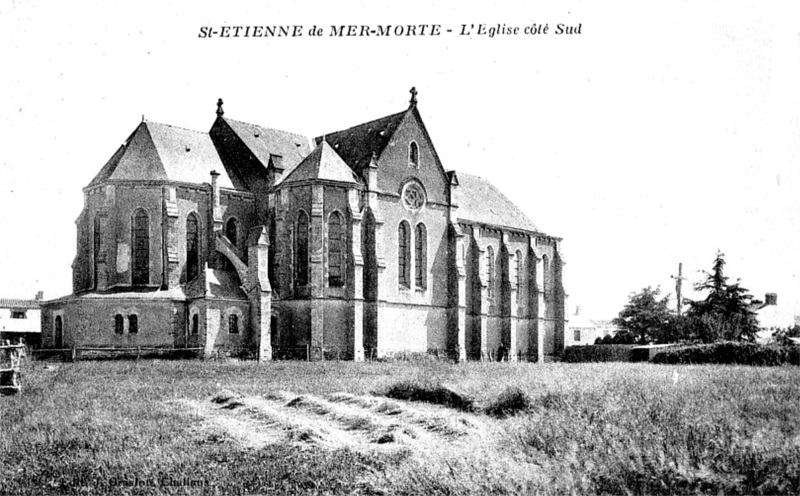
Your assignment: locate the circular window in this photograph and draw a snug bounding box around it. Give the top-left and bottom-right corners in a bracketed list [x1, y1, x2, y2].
[402, 182, 426, 212]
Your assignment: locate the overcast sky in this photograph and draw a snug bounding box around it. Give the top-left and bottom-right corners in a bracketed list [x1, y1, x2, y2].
[1, 0, 799, 319]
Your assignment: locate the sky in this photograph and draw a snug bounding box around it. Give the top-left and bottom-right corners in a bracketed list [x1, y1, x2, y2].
[1, 0, 799, 320]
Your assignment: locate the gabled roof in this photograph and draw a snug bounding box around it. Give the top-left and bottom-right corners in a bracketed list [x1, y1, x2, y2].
[456, 173, 539, 233]
[281, 141, 360, 185]
[219, 117, 311, 179]
[315, 110, 407, 173]
[0, 299, 41, 310]
[90, 121, 235, 189]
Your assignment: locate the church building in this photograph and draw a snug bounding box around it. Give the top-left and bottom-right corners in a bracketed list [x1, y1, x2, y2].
[40, 89, 568, 361]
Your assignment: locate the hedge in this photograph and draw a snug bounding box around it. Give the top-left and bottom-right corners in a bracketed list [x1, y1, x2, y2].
[561, 344, 637, 363]
[652, 341, 800, 366]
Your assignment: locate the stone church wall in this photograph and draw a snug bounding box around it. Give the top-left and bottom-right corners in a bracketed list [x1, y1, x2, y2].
[42, 298, 182, 348]
[376, 302, 448, 355]
[205, 299, 250, 355]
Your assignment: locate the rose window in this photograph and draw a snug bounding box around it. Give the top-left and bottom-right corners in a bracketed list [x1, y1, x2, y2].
[402, 182, 426, 212]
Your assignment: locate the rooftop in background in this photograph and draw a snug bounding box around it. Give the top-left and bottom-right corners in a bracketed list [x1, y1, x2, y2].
[0, 292, 43, 309]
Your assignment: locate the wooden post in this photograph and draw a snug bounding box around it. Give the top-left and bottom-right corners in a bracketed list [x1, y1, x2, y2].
[306, 344, 310, 361]
[71, 346, 77, 362]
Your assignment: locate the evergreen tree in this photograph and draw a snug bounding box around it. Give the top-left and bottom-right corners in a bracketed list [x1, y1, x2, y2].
[686, 251, 759, 342]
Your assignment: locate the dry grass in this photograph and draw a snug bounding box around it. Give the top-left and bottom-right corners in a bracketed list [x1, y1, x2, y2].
[1, 359, 799, 494]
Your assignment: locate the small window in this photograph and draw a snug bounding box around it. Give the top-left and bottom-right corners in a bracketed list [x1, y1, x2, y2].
[409, 141, 419, 167]
[128, 315, 138, 334]
[11, 311, 26, 319]
[225, 218, 238, 247]
[114, 314, 124, 334]
[229, 314, 239, 334]
[574, 329, 581, 342]
[191, 314, 199, 335]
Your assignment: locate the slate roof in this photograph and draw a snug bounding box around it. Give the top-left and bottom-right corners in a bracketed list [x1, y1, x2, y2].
[90, 121, 236, 189]
[0, 299, 41, 309]
[205, 269, 248, 300]
[315, 110, 407, 174]
[220, 118, 311, 180]
[281, 141, 360, 185]
[456, 173, 539, 233]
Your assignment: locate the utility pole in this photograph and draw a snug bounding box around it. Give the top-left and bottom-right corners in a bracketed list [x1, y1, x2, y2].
[671, 263, 686, 316]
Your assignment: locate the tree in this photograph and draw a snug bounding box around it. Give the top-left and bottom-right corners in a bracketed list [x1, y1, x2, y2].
[612, 286, 673, 345]
[685, 251, 759, 342]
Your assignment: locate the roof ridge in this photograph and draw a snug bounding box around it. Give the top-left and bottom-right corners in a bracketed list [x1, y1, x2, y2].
[317, 109, 407, 140]
[222, 117, 308, 140]
[145, 120, 209, 135]
[141, 121, 167, 174]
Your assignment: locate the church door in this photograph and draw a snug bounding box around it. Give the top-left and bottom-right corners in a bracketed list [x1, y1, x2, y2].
[54, 316, 63, 348]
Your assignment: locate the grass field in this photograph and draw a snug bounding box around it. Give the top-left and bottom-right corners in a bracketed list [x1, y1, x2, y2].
[2, 359, 800, 495]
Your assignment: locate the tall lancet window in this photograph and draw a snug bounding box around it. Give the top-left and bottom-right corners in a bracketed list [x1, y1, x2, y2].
[542, 254, 549, 295]
[93, 215, 102, 289]
[415, 223, 427, 289]
[486, 246, 495, 298]
[295, 211, 309, 286]
[132, 209, 150, 285]
[515, 251, 523, 302]
[186, 213, 200, 281]
[328, 212, 344, 287]
[398, 221, 411, 288]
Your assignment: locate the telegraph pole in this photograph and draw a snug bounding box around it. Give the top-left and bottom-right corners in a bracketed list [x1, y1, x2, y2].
[671, 263, 686, 316]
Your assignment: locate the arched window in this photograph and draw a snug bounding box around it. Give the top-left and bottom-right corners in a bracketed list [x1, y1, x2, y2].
[398, 221, 411, 288]
[295, 211, 309, 286]
[409, 141, 419, 167]
[132, 209, 150, 285]
[542, 254, 549, 295]
[54, 316, 63, 348]
[328, 212, 344, 287]
[186, 214, 200, 281]
[487, 246, 495, 298]
[114, 314, 124, 334]
[93, 215, 101, 289]
[229, 313, 239, 334]
[128, 314, 138, 334]
[191, 314, 199, 335]
[225, 218, 238, 247]
[515, 250, 523, 298]
[415, 223, 427, 289]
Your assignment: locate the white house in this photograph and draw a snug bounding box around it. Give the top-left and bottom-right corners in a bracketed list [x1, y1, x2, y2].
[0, 292, 43, 345]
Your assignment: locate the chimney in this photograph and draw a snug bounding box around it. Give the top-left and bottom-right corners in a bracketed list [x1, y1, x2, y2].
[765, 293, 777, 306]
[574, 305, 581, 317]
[210, 170, 222, 227]
[35, 291, 43, 301]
